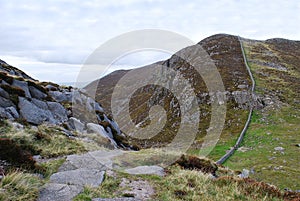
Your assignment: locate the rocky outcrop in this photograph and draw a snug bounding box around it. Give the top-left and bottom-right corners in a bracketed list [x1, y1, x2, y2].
[0, 60, 123, 149]
[0, 59, 34, 80]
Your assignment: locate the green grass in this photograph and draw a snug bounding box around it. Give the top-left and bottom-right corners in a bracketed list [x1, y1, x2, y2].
[223, 107, 300, 190]
[217, 39, 300, 190]
[0, 171, 43, 201]
[1, 124, 87, 158]
[74, 166, 285, 201]
[38, 158, 66, 179]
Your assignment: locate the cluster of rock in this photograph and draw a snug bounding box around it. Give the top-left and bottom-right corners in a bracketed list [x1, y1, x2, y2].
[38, 149, 164, 201]
[0, 60, 122, 148]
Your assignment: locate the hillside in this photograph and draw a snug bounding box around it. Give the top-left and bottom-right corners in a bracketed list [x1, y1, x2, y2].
[85, 34, 263, 150]
[85, 34, 300, 191]
[223, 37, 300, 190]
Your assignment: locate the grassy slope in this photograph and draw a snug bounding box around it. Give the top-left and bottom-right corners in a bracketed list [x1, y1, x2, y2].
[218, 40, 300, 190]
[74, 165, 288, 201]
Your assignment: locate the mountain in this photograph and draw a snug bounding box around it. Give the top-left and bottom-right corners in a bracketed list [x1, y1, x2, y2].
[0, 33, 299, 200]
[85, 34, 264, 149]
[85, 34, 300, 190]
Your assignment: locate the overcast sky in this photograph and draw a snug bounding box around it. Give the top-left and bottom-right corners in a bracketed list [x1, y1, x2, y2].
[0, 0, 299, 84]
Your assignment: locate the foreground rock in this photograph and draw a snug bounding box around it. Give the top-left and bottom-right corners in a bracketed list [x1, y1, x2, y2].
[38, 183, 82, 201]
[38, 149, 162, 201]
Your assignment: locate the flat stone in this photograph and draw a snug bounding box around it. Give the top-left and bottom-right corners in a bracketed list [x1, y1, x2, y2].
[89, 150, 124, 169]
[32, 98, 49, 110]
[38, 183, 82, 201]
[120, 178, 155, 200]
[125, 165, 165, 176]
[50, 168, 105, 187]
[61, 152, 107, 171]
[87, 123, 109, 137]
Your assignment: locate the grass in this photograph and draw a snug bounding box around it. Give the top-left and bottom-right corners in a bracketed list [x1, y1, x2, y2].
[223, 107, 300, 190]
[217, 39, 300, 190]
[38, 158, 66, 179]
[73, 165, 287, 201]
[73, 174, 122, 200]
[0, 171, 43, 201]
[1, 124, 87, 159]
[153, 166, 283, 201]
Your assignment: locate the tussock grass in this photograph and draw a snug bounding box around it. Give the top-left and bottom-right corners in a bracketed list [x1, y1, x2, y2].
[74, 165, 286, 201]
[74, 175, 122, 200]
[2, 124, 86, 159]
[0, 171, 42, 201]
[154, 166, 284, 201]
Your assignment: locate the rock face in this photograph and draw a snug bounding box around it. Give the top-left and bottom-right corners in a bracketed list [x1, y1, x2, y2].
[0, 60, 122, 148]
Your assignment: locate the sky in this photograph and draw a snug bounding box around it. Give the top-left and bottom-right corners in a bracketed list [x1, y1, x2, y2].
[0, 0, 299, 84]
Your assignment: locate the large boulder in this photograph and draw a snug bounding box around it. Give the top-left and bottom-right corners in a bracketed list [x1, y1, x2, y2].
[29, 86, 47, 99]
[12, 79, 31, 98]
[47, 102, 68, 123]
[19, 97, 54, 125]
[68, 117, 85, 133]
[18, 97, 68, 125]
[87, 123, 113, 139]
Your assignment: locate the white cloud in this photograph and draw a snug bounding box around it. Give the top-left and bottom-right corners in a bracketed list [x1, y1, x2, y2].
[0, 0, 299, 83]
